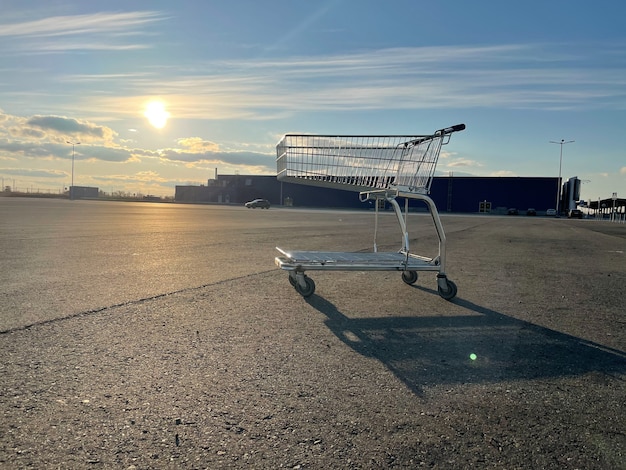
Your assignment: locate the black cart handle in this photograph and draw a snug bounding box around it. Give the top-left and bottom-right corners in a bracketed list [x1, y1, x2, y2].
[437, 123, 466, 135]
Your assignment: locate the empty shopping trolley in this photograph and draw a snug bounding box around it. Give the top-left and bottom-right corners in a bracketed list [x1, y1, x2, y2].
[275, 124, 466, 299]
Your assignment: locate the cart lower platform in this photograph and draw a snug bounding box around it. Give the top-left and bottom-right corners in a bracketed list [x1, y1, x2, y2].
[275, 247, 457, 300]
[275, 248, 439, 271]
[275, 193, 458, 301]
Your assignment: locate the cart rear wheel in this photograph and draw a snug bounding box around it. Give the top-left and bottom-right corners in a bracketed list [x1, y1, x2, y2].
[288, 274, 297, 287]
[401, 270, 418, 285]
[438, 279, 457, 300]
[295, 276, 315, 298]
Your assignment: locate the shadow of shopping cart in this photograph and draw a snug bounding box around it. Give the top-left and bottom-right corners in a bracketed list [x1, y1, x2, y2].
[305, 293, 626, 397]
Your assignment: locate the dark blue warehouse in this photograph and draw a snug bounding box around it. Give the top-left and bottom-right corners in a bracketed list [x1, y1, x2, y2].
[176, 174, 564, 215]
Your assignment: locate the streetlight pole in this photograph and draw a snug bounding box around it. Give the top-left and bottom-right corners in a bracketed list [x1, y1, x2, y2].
[549, 139, 574, 216]
[66, 141, 80, 199]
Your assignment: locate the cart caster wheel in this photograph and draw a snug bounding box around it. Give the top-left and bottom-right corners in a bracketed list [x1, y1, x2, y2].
[438, 279, 457, 301]
[401, 270, 418, 285]
[288, 274, 297, 287]
[295, 276, 316, 298]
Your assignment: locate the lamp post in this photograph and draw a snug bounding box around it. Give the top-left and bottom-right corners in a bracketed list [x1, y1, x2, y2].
[549, 139, 574, 216]
[66, 141, 80, 199]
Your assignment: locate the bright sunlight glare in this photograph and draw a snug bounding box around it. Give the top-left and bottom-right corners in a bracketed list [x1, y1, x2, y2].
[144, 101, 170, 129]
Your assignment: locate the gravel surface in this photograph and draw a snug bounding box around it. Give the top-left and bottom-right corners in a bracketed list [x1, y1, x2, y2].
[1, 201, 625, 469]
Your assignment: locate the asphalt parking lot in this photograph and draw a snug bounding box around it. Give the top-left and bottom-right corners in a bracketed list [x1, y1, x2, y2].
[1, 198, 625, 468]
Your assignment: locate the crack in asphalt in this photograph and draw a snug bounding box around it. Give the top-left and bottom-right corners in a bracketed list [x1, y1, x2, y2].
[0, 269, 278, 336]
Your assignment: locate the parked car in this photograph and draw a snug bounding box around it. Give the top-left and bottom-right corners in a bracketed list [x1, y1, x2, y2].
[507, 208, 519, 215]
[526, 208, 537, 216]
[245, 198, 270, 209]
[546, 209, 557, 216]
[568, 209, 583, 219]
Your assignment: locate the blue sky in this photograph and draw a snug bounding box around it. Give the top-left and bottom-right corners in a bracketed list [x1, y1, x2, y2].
[1, 0, 624, 201]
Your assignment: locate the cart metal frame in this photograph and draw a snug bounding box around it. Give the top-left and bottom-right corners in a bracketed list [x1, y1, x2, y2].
[274, 124, 465, 299]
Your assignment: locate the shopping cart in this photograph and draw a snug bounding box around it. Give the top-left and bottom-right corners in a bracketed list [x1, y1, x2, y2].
[275, 123, 466, 300]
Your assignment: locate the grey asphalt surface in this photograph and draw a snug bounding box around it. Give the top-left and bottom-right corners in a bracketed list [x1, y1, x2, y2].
[1, 197, 625, 469]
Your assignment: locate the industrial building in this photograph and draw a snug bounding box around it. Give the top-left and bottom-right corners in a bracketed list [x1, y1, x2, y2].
[69, 185, 99, 199]
[175, 174, 580, 215]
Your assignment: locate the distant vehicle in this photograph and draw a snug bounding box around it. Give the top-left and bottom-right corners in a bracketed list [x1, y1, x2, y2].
[526, 208, 537, 216]
[507, 208, 519, 215]
[546, 209, 557, 216]
[568, 209, 583, 219]
[245, 198, 270, 209]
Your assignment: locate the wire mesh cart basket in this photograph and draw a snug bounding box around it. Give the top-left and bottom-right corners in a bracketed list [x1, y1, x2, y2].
[275, 124, 466, 299]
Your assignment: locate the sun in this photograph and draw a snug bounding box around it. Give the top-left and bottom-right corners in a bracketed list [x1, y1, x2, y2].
[144, 101, 170, 129]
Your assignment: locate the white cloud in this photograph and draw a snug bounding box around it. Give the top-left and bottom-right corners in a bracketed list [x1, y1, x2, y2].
[27, 115, 117, 143]
[490, 170, 516, 177]
[0, 111, 274, 177]
[176, 137, 220, 153]
[446, 159, 482, 168]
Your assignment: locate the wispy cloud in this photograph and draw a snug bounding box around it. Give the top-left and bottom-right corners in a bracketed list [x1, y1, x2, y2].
[156, 148, 274, 170]
[0, 167, 67, 178]
[0, 11, 166, 55]
[0, 11, 165, 38]
[35, 42, 150, 52]
[64, 43, 626, 119]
